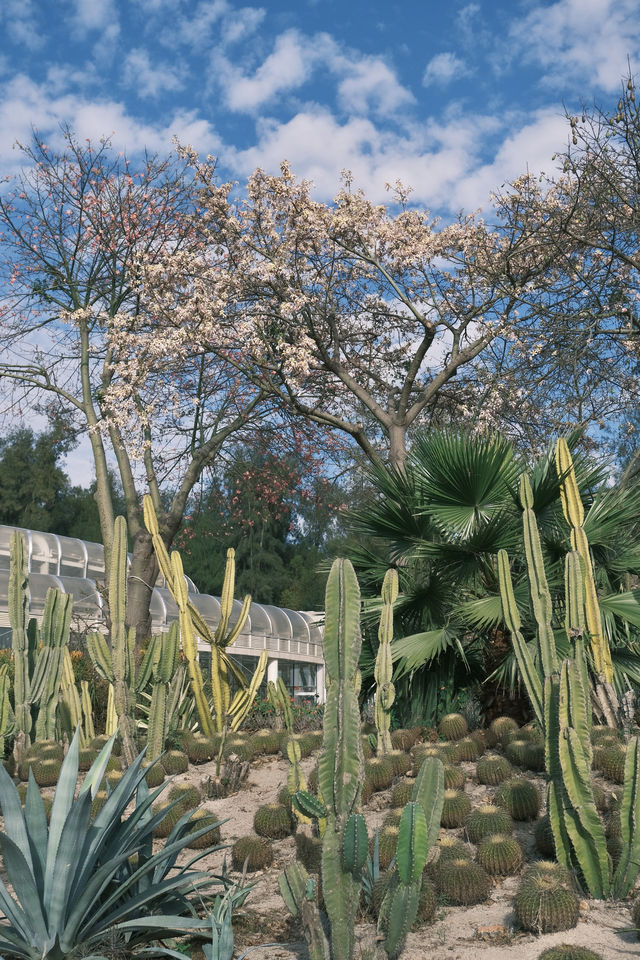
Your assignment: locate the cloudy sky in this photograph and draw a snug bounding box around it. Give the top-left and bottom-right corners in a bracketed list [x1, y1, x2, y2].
[1, 0, 638, 218]
[0, 0, 638, 485]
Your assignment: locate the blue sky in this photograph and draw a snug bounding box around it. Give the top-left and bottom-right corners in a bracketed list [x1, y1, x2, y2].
[1, 0, 639, 218]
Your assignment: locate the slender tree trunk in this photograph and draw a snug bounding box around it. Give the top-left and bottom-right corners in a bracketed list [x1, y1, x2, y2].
[388, 422, 408, 471]
[127, 529, 159, 643]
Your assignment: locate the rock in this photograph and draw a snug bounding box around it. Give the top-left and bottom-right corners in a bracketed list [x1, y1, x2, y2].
[476, 923, 508, 941]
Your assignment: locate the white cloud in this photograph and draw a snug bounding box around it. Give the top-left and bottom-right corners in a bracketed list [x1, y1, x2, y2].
[509, 0, 640, 91]
[0, 0, 44, 51]
[336, 57, 415, 116]
[122, 48, 184, 99]
[69, 0, 119, 33]
[423, 52, 468, 87]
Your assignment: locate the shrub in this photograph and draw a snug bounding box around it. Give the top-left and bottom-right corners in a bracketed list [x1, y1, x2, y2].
[538, 948, 604, 960]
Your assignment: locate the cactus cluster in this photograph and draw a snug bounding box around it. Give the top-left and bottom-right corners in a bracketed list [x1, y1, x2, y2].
[231, 835, 274, 871]
[438, 713, 468, 741]
[253, 803, 292, 839]
[476, 756, 512, 785]
[494, 777, 540, 821]
[437, 858, 490, 905]
[465, 804, 513, 843]
[476, 834, 523, 875]
[514, 872, 580, 934]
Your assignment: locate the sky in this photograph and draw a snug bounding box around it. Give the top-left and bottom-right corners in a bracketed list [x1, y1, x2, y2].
[0, 0, 638, 483]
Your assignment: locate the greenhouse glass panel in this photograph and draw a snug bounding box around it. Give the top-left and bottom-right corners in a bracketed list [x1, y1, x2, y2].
[58, 537, 87, 578]
[261, 604, 293, 639]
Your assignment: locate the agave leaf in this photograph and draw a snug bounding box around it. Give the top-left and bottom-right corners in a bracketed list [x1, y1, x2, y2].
[44, 728, 81, 913]
[63, 850, 141, 948]
[1, 834, 48, 940]
[48, 790, 94, 938]
[23, 770, 48, 900]
[80, 731, 118, 798]
[0, 762, 33, 872]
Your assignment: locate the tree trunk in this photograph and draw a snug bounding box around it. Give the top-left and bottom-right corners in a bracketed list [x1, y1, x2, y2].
[127, 528, 159, 645]
[388, 422, 408, 471]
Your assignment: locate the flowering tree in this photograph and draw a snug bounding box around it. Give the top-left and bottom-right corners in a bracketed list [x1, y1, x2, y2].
[0, 130, 270, 638]
[139, 160, 573, 471]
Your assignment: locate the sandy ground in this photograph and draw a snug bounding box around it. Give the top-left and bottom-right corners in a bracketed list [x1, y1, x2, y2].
[160, 751, 640, 960]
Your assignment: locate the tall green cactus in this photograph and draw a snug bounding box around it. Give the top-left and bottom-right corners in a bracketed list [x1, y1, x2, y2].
[374, 569, 397, 755]
[0, 665, 13, 758]
[31, 589, 73, 741]
[317, 558, 365, 960]
[145, 622, 180, 759]
[9, 532, 36, 751]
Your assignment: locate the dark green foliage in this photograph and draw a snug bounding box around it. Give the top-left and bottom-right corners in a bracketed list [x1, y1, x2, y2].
[454, 737, 483, 761]
[438, 713, 468, 741]
[515, 874, 580, 933]
[90, 789, 108, 818]
[278, 785, 293, 812]
[231, 835, 274, 871]
[476, 834, 523, 875]
[494, 777, 540, 820]
[476, 726, 498, 749]
[295, 833, 322, 873]
[161, 750, 189, 775]
[440, 789, 472, 828]
[523, 742, 546, 771]
[476, 756, 512, 785]
[505, 739, 531, 766]
[373, 871, 437, 926]
[590, 781, 608, 812]
[253, 803, 293, 839]
[534, 814, 556, 857]
[307, 765, 318, 794]
[607, 833, 624, 868]
[437, 858, 491, 904]
[464, 803, 513, 843]
[537, 947, 604, 960]
[443, 764, 465, 790]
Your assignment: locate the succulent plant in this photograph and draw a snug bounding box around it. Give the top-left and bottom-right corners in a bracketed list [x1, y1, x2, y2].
[391, 729, 418, 751]
[231, 835, 274, 872]
[503, 727, 537, 745]
[591, 725, 622, 743]
[632, 896, 640, 938]
[465, 804, 513, 843]
[476, 833, 523, 875]
[31, 758, 61, 788]
[161, 750, 189, 775]
[454, 737, 483, 762]
[90, 789, 108, 818]
[590, 781, 608, 812]
[254, 803, 293, 839]
[523, 742, 546, 771]
[224, 737, 256, 762]
[141, 761, 165, 788]
[383, 807, 404, 828]
[277, 785, 293, 812]
[378, 825, 401, 871]
[361, 778, 374, 806]
[252, 729, 284, 755]
[440, 789, 472, 828]
[607, 832, 624, 868]
[437, 858, 490, 904]
[476, 727, 498, 749]
[282, 734, 314, 760]
[514, 873, 580, 933]
[151, 801, 176, 838]
[390, 780, 414, 808]
[365, 756, 396, 791]
[476, 756, 513, 786]
[443, 764, 465, 790]
[167, 782, 202, 811]
[387, 749, 412, 777]
[600, 746, 627, 785]
[361, 736, 374, 759]
[105, 769, 124, 791]
[605, 808, 622, 839]
[489, 716, 519, 742]
[78, 748, 98, 772]
[28, 740, 64, 762]
[494, 777, 540, 821]
[521, 860, 575, 888]
[185, 735, 218, 765]
[438, 713, 468, 741]
[294, 832, 323, 872]
[434, 834, 473, 863]
[505, 739, 531, 766]
[185, 810, 222, 849]
[373, 871, 437, 927]
[534, 814, 556, 857]
[537, 947, 604, 960]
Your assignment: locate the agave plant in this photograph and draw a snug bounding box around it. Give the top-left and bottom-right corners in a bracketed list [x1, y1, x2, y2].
[0, 731, 226, 960]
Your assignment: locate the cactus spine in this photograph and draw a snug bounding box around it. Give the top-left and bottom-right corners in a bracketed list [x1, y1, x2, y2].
[375, 569, 397, 755]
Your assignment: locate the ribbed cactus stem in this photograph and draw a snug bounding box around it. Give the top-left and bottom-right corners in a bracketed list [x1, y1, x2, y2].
[497, 549, 543, 726]
[171, 549, 214, 737]
[520, 474, 558, 677]
[110, 516, 137, 764]
[32, 588, 72, 740]
[0, 665, 12, 757]
[375, 569, 397, 755]
[146, 622, 180, 759]
[10, 532, 32, 751]
[317, 558, 366, 960]
[60, 646, 86, 747]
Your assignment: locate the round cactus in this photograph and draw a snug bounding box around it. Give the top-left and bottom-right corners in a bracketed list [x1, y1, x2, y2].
[523, 742, 546, 772]
[534, 814, 556, 857]
[441, 789, 472, 828]
[607, 832, 624, 868]
[454, 737, 483, 762]
[387, 749, 413, 777]
[437, 858, 491, 905]
[277, 785, 292, 812]
[521, 860, 575, 888]
[465, 804, 513, 843]
[476, 756, 513, 786]
[282, 734, 314, 760]
[167, 782, 201, 811]
[161, 750, 189, 775]
[494, 777, 540, 821]
[514, 874, 580, 933]
[231, 835, 273, 872]
[152, 801, 176, 838]
[141, 761, 165, 788]
[252, 729, 283, 755]
[78, 748, 98, 772]
[503, 727, 537, 745]
[91, 789, 108, 818]
[470, 728, 492, 750]
[295, 832, 322, 872]
[591, 724, 622, 743]
[27, 740, 64, 762]
[361, 778, 374, 806]
[631, 897, 640, 938]
[185, 810, 222, 848]
[434, 834, 473, 863]
[383, 807, 404, 828]
[375, 871, 437, 926]
[105, 769, 124, 791]
[361, 736, 374, 760]
[391, 728, 418, 751]
[390, 779, 414, 808]
[377, 825, 399, 870]
[600, 747, 626, 785]
[476, 833, 523, 875]
[489, 716, 519, 742]
[443, 764, 465, 790]
[505, 739, 530, 766]
[605, 808, 621, 838]
[185, 735, 218, 765]
[253, 803, 292, 839]
[364, 757, 396, 792]
[537, 947, 604, 960]
[224, 737, 256, 762]
[32, 758, 61, 787]
[438, 713, 468, 741]
[590, 781, 608, 813]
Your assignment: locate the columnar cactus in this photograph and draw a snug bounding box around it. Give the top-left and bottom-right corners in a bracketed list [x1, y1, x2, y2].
[145, 621, 180, 759]
[374, 569, 397, 755]
[9, 532, 36, 752]
[31, 588, 73, 741]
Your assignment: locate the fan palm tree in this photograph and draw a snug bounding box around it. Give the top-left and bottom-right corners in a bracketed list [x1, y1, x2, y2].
[350, 430, 640, 725]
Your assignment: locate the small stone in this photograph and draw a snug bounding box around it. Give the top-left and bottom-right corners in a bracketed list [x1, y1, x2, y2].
[476, 923, 508, 941]
[579, 899, 590, 911]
